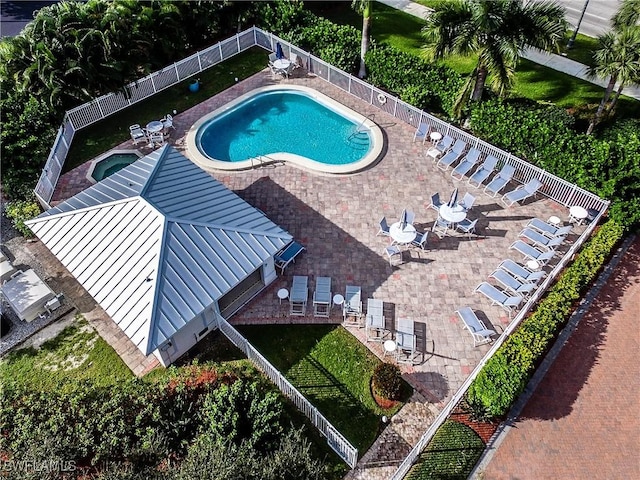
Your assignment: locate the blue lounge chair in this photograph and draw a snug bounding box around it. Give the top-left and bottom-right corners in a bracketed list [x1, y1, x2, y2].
[501, 178, 543, 207]
[436, 139, 467, 170]
[527, 218, 572, 238]
[451, 148, 482, 180]
[484, 164, 516, 197]
[468, 155, 498, 187]
[519, 228, 565, 250]
[455, 307, 497, 347]
[413, 122, 430, 143]
[489, 269, 536, 296]
[509, 240, 556, 266]
[426, 134, 454, 161]
[498, 259, 546, 284]
[474, 282, 524, 316]
[274, 241, 306, 274]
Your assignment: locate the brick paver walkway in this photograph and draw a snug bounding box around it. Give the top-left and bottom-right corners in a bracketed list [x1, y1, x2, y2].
[51, 67, 582, 477]
[480, 238, 640, 480]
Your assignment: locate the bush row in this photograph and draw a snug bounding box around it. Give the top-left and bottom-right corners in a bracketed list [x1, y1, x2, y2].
[466, 219, 625, 420]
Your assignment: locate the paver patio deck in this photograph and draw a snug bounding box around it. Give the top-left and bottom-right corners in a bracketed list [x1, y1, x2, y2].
[51, 67, 584, 477]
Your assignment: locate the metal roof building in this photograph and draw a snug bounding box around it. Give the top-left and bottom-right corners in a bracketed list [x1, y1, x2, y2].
[26, 146, 292, 365]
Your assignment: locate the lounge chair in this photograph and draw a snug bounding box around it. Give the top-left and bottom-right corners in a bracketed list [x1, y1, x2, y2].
[474, 282, 524, 316]
[489, 269, 536, 296]
[455, 307, 497, 347]
[413, 122, 430, 143]
[519, 228, 566, 250]
[458, 192, 476, 212]
[451, 148, 482, 180]
[436, 139, 467, 171]
[365, 298, 386, 342]
[377, 217, 390, 236]
[129, 124, 146, 145]
[426, 134, 454, 161]
[498, 259, 546, 284]
[468, 155, 498, 187]
[429, 192, 444, 212]
[484, 164, 516, 197]
[343, 285, 363, 324]
[289, 275, 308, 316]
[510, 240, 556, 266]
[395, 317, 417, 364]
[501, 178, 543, 207]
[274, 241, 306, 274]
[313, 276, 332, 318]
[527, 218, 572, 238]
[455, 218, 478, 238]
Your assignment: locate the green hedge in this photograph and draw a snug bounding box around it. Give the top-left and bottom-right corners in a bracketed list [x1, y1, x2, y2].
[467, 219, 625, 420]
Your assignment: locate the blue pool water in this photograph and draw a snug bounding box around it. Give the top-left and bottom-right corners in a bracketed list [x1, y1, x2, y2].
[91, 154, 140, 181]
[196, 90, 371, 164]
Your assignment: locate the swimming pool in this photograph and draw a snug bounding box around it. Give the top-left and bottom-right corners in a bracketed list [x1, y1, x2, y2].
[186, 85, 384, 174]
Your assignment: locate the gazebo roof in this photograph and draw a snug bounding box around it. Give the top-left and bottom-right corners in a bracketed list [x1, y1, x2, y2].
[26, 146, 291, 354]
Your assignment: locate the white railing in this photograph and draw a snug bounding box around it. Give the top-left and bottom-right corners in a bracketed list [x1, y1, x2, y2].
[218, 318, 358, 468]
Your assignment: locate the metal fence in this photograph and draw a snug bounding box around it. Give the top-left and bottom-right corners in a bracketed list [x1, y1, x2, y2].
[218, 318, 358, 468]
[33, 26, 610, 475]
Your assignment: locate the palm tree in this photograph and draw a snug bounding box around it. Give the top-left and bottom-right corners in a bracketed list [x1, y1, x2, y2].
[586, 26, 640, 134]
[612, 0, 640, 30]
[422, 0, 566, 116]
[352, 0, 371, 78]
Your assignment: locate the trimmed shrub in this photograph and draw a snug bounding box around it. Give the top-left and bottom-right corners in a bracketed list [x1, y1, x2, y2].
[4, 199, 41, 238]
[372, 362, 403, 400]
[467, 219, 625, 420]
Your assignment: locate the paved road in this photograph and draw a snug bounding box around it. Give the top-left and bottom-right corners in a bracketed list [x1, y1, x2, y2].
[557, 0, 621, 38]
[476, 237, 640, 479]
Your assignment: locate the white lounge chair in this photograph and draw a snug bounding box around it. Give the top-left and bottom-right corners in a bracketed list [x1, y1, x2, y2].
[474, 282, 524, 316]
[501, 178, 543, 207]
[313, 276, 332, 318]
[519, 228, 565, 250]
[436, 139, 467, 170]
[395, 317, 417, 364]
[510, 240, 556, 266]
[455, 307, 497, 347]
[451, 148, 482, 180]
[498, 259, 546, 284]
[343, 285, 363, 325]
[468, 155, 498, 187]
[490, 269, 537, 296]
[527, 218, 572, 238]
[290, 275, 308, 316]
[366, 298, 386, 342]
[484, 164, 516, 197]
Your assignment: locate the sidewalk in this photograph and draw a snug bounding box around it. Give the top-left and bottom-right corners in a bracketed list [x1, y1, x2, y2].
[378, 0, 640, 100]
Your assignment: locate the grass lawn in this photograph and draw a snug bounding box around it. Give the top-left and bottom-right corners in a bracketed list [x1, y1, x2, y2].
[0, 315, 132, 390]
[405, 420, 485, 480]
[64, 47, 268, 171]
[237, 324, 412, 453]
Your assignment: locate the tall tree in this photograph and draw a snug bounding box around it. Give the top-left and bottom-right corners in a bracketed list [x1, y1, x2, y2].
[352, 0, 371, 78]
[587, 0, 640, 134]
[421, 0, 566, 117]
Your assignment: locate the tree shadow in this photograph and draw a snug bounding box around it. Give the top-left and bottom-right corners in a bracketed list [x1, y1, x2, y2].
[404, 371, 450, 403]
[518, 238, 640, 421]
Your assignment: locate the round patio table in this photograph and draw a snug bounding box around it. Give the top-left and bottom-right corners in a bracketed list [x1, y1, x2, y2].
[146, 120, 164, 133]
[277, 288, 289, 304]
[439, 204, 466, 224]
[389, 222, 416, 245]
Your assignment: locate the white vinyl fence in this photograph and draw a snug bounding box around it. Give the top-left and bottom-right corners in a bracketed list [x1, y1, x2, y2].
[218, 318, 358, 468]
[34, 26, 610, 476]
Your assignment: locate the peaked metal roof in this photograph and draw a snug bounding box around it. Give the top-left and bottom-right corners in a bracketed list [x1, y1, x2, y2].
[27, 146, 292, 354]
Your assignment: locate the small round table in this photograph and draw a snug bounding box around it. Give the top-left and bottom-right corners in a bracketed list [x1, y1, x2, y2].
[526, 260, 540, 271]
[146, 120, 164, 133]
[429, 131, 442, 144]
[439, 204, 467, 224]
[333, 294, 344, 308]
[569, 206, 588, 225]
[389, 222, 417, 245]
[548, 215, 561, 226]
[383, 340, 397, 358]
[277, 288, 289, 304]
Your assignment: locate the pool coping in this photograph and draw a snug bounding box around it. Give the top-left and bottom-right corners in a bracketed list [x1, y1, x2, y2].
[184, 84, 385, 175]
[85, 149, 143, 184]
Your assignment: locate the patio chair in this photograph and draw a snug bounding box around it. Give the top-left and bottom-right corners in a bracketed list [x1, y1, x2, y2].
[401, 209, 415, 225]
[365, 298, 386, 342]
[451, 148, 482, 180]
[313, 276, 332, 318]
[501, 178, 543, 207]
[455, 218, 478, 238]
[377, 217, 390, 236]
[129, 124, 146, 145]
[412, 122, 430, 143]
[489, 269, 537, 296]
[432, 217, 451, 238]
[289, 275, 308, 316]
[161, 113, 175, 131]
[148, 132, 165, 148]
[474, 282, 524, 316]
[383, 245, 403, 266]
[290, 53, 302, 70]
[343, 285, 363, 325]
[519, 228, 566, 250]
[455, 307, 497, 347]
[510, 240, 556, 266]
[484, 164, 516, 197]
[429, 192, 444, 212]
[527, 218, 572, 238]
[498, 259, 546, 284]
[395, 318, 417, 364]
[458, 192, 476, 212]
[274, 241, 306, 274]
[426, 134, 454, 161]
[411, 231, 429, 250]
[268, 52, 278, 64]
[436, 139, 467, 171]
[468, 155, 498, 188]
